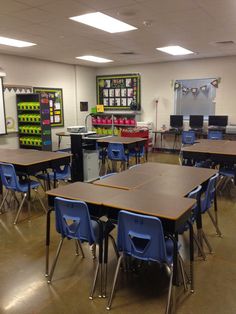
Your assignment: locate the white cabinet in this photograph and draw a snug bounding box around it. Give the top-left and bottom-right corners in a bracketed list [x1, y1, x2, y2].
[83, 150, 99, 182]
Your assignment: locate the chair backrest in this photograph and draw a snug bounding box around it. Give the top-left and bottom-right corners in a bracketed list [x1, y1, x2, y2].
[54, 197, 96, 245]
[207, 131, 223, 140]
[201, 173, 219, 213]
[182, 131, 195, 145]
[0, 162, 19, 190]
[117, 210, 169, 263]
[188, 185, 202, 220]
[177, 185, 202, 234]
[107, 143, 126, 161]
[100, 172, 117, 180]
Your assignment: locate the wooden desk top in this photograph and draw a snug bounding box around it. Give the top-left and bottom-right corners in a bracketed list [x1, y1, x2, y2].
[94, 171, 152, 190]
[182, 139, 236, 155]
[46, 182, 122, 205]
[56, 132, 70, 136]
[47, 182, 195, 221]
[104, 189, 195, 221]
[0, 149, 71, 166]
[94, 162, 217, 192]
[96, 136, 146, 144]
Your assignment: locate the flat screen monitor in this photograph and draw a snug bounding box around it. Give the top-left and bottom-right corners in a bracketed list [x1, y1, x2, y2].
[190, 115, 204, 128]
[170, 115, 183, 128]
[208, 115, 228, 127]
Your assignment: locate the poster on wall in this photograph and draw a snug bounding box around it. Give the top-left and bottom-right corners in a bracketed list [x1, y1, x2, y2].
[33, 87, 64, 127]
[96, 73, 141, 111]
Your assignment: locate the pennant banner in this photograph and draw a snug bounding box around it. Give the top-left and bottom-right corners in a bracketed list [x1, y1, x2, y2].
[174, 82, 181, 90]
[211, 79, 218, 88]
[191, 87, 198, 95]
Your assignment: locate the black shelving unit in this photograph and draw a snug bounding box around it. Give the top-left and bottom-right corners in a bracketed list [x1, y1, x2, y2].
[16, 93, 52, 151]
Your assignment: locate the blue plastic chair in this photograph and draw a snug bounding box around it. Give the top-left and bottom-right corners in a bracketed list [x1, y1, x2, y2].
[100, 172, 117, 180]
[182, 130, 196, 145]
[47, 197, 115, 299]
[179, 131, 196, 165]
[107, 143, 129, 171]
[106, 210, 186, 312]
[177, 185, 206, 260]
[201, 173, 221, 237]
[207, 131, 223, 140]
[0, 162, 46, 224]
[218, 166, 235, 193]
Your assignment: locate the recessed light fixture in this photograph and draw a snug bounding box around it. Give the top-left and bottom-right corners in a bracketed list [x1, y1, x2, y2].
[76, 55, 113, 63]
[156, 45, 194, 55]
[0, 36, 36, 47]
[70, 12, 137, 33]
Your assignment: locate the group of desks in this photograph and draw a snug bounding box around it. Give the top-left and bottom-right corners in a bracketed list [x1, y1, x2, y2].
[46, 162, 217, 311]
[0, 141, 222, 312]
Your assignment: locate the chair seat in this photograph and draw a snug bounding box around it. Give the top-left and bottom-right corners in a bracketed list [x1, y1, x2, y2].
[219, 168, 234, 177]
[37, 171, 70, 181]
[16, 179, 40, 193]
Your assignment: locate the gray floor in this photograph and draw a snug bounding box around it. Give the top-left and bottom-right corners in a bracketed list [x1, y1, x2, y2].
[1, 152, 236, 314]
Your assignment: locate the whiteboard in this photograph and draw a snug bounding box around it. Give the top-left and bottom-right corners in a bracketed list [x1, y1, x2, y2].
[0, 78, 6, 135]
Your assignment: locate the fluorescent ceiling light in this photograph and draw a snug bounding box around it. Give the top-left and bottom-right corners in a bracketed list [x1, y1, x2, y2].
[76, 55, 113, 63]
[156, 45, 194, 55]
[0, 36, 36, 47]
[70, 12, 137, 33]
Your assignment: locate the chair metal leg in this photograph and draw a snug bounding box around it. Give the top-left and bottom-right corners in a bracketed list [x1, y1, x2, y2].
[90, 243, 96, 259]
[34, 189, 47, 213]
[108, 234, 119, 260]
[47, 238, 64, 283]
[165, 265, 174, 314]
[207, 210, 222, 236]
[202, 230, 213, 253]
[89, 261, 100, 300]
[0, 189, 10, 213]
[76, 239, 85, 258]
[13, 193, 27, 225]
[178, 253, 188, 291]
[193, 233, 206, 260]
[106, 255, 123, 310]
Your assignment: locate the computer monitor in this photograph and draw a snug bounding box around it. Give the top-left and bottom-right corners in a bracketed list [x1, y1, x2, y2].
[208, 115, 228, 127]
[189, 115, 204, 129]
[170, 115, 183, 128]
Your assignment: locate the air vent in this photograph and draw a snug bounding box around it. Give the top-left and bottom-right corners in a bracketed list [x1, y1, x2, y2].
[119, 52, 136, 55]
[214, 40, 235, 45]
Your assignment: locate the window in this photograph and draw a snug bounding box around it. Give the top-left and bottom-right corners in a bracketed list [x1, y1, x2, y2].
[175, 78, 216, 116]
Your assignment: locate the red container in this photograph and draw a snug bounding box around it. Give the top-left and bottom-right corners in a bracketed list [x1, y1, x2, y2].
[101, 118, 107, 124]
[107, 118, 112, 124]
[96, 117, 102, 124]
[92, 117, 97, 124]
[124, 118, 131, 125]
[118, 118, 125, 124]
[130, 119, 136, 125]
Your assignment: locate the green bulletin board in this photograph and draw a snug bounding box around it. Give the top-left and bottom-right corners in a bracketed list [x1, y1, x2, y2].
[33, 87, 64, 127]
[96, 73, 141, 110]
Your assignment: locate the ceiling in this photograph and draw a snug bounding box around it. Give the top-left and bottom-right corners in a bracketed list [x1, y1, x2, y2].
[1, 0, 236, 67]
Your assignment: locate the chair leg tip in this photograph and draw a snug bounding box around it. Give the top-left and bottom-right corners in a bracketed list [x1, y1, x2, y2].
[89, 296, 93, 300]
[106, 307, 111, 311]
[190, 289, 194, 293]
[47, 280, 51, 284]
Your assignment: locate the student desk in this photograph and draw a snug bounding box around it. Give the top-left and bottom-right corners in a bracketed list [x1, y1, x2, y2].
[46, 182, 195, 312]
[94, 162, 217, 192]
[182, 139, 236, 181]
[0, 148, 71, 195]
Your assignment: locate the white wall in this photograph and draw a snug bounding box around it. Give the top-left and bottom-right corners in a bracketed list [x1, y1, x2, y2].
[96, 56, 236, 131]
[0, 54, 96, 150]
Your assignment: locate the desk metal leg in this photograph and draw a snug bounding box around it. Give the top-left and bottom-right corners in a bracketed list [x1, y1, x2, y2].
[188, 222, 194, 293]
[45, 208, 53, 276]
